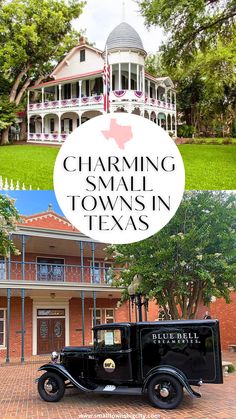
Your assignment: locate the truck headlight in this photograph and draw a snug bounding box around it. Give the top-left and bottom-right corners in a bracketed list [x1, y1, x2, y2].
[51, 351, 59, 362]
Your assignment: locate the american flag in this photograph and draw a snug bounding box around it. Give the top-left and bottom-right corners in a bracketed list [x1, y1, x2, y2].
[103, 47, 110, 113]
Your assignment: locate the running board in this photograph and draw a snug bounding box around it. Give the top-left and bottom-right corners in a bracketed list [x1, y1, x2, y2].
[93, 385, 142, 396]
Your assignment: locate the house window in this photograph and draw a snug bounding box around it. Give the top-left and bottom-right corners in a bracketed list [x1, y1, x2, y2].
[104, 263, 112, 285]
[91, 261, 101, 284]
[0, 309, 6, 348]
[80, 49, 86, 62]
[0, 258, 6, 280]
[50, 119, 55, 133]
[105, 309, 114, 324]
[91, 308, 115, 341]
[37, 258, 64, 282]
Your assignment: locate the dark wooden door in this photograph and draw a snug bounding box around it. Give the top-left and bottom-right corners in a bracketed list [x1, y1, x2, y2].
[37, 318, 65, 355]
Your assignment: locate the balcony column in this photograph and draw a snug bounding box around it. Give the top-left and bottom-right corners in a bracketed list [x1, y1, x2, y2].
[171, 114, 173, 132]
[79, 81, 82, 122]
[80, 241, 85, 345]
[59, 84, 62, 108]
[58, 114, 61, 141]
[7, 234, 11, 280]
[148, 80, 151, 103]
[22, 235, 25, 282]
[27, 92, 30, 140]
[6, 288, 11, 364]
[174, 91, 177, 110]
[41, 87, 44, 108]
[137, 65, 139, 91]
[165, 88, 168, 105]
[170, 90, 172, 106]
[110, 64, 113, 91]
[21, 288, 25, 363]
[27, 90, 30, 112]
[165, 114, 168, 131]
[41, 114, 44, 136]
[155, 85, 158, 101]
[128, 63, 131, 91]
[118, 63, 121, 90]
[143, 71, 145, 95]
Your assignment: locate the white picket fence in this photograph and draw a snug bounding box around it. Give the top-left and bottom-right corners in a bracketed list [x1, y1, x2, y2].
[0, 176, 33, 190]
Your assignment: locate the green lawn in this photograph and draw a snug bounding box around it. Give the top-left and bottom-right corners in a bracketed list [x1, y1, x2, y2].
[179, 144, 236, 190]
[0, 145, 59, 189]
[0, 143, 235, 190]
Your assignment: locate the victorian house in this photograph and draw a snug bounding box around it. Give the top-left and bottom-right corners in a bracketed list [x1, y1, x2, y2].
[27, 22, 177, 144]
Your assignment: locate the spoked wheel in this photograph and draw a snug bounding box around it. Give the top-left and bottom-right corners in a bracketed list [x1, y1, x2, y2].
[147, 374, 183, 409]
[38, 372, 65, 402]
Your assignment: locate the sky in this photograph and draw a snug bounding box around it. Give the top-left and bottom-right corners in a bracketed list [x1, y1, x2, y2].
[1, 191, 63, 216]
[74, 0, 164, 54]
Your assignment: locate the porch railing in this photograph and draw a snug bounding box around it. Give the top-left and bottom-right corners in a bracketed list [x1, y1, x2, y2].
[0, 261, 120, 285]
[28, 133, 68, 142]
[28, 95, 104, 111]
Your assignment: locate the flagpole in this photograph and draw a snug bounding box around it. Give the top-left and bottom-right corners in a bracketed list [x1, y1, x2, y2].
[106, 45, 108, 114]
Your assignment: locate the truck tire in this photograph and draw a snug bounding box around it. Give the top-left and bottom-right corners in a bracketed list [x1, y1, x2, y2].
[38, 372, 65, 402]
[147, 374, 183, 409]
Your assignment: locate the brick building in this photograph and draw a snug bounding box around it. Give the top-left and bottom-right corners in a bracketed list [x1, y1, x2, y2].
[0, 209, 235, 362]
[0, 209, 159, 363]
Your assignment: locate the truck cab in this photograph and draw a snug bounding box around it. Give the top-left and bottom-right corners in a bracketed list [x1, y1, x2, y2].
[37, 320, 223, 409]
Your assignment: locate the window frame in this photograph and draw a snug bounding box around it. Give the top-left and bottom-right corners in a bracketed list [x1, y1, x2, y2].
[80, 49, 86, 62]
[0, 308, 7, 349]
[0, 258, 6, 280]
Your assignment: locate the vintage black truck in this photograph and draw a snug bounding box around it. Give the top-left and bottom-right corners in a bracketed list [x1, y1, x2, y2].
[37, 320, 223, 409]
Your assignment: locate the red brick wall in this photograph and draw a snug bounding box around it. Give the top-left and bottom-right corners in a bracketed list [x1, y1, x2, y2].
[209, 291, 236, 350]
[0, 296, 32, 360]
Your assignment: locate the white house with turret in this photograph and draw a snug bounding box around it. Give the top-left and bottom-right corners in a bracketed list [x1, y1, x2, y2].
[27, 22, 177, 144]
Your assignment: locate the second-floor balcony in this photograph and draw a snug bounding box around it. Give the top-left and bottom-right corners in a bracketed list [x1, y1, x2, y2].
[0, 260, 121, 286]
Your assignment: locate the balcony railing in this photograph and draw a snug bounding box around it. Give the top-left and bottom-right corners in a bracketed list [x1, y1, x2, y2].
[28, 91, 175, 112]
[28, 95, 104, 111]
[28, 133, 68, 142]
[0, 261, 120, 285]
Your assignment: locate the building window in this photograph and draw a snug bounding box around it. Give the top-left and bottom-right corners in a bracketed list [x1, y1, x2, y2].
[104, 263, 112, 285]
[0, 309, 6, 348]
[0, 258, 6, 280]
[91, 261, 101, 284]
[80, 49, 86, 62]
[105, 309, 114, 324]
[37, 258, 64, 282]
[91, 308, 115, 342]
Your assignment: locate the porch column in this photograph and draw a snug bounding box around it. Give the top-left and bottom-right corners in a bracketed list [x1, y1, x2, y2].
[93, 291, 97, 328]
[58, 114, 61, 141]
[80, 241, 85, 345]
[174, 92, 177, 110]
[6, 288, 11, 364]
[118, 63, 121, 90]
[170, 90, 172, 106]
[21, 289, 25, 363]
[165, 114, 168, 131]
[27, 112, 30, 141]
[155, 85, 158, 101]
[143, 71, 145, 95]
[128, 63, 131, 91]
[91, 241, 97, 327]
[171, 114, 173, 132]
[137, 65, 139, 91]
[41, 114, 44, 135]
[175, 113, 177, 136]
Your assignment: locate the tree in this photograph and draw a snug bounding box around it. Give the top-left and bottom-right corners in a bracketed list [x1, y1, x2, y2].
[138, 0, 236, 65]
[0, 194, 21, 256]
[107, 192, 236, 319]
[0, 0, 85, 145]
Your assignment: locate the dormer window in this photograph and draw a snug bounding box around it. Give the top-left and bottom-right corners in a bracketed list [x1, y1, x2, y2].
[80, 49, 86, 62]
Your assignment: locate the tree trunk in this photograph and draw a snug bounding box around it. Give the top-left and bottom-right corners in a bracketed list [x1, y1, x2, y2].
[1, 127, 10, 145]
[20, 119, 27, 141]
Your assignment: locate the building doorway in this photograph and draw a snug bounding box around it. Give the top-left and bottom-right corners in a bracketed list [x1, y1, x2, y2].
[37, 309, 65, 354]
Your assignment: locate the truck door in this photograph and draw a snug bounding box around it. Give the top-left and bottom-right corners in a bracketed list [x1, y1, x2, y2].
[93, 327, 133, 384]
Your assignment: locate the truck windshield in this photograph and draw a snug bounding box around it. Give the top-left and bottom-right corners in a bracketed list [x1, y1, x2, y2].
[95, 329, 122, 351]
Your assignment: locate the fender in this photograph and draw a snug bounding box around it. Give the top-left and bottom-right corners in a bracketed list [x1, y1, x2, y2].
[38, 363, 93, 393]
[142, 365, 201, 398]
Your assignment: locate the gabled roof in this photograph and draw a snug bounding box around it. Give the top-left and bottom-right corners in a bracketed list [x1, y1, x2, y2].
[29, 69, 104, 90]
[18, 210, 78, 232]
[51, 42, 103, 78]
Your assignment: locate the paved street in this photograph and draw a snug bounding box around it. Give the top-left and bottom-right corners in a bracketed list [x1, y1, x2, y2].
[0, 352, 235, 419]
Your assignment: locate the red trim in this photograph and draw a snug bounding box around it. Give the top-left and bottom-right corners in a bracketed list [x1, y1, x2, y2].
[145, 72, 158, 82]
[30, 70, 104, 90]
